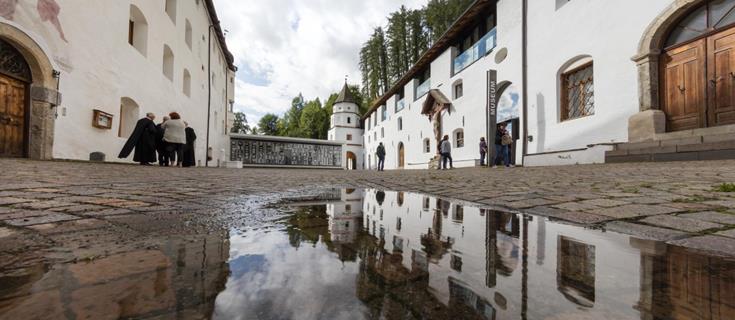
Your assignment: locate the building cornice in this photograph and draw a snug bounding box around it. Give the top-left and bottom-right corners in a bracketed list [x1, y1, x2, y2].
[204, 0, 236, 71]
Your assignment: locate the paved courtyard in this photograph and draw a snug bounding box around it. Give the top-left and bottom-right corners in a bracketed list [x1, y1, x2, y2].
[1, 158, 735, 270]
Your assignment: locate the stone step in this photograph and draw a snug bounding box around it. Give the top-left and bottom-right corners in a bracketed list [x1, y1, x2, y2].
[606, 134, 735, 163]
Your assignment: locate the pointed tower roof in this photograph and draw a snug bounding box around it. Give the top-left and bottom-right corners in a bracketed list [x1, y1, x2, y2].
[335, 83, 357, 104]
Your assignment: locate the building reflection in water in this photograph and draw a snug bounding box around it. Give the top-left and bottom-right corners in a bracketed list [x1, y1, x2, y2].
[0, 232, 231, 319]
[267, 189, 735, 320]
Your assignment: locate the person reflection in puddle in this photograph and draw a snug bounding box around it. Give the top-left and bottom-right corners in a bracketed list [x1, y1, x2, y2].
[375, 191, 385, 206]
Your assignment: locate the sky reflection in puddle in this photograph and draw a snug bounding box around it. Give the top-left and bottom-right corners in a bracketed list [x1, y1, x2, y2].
[214, 189, 735, 320]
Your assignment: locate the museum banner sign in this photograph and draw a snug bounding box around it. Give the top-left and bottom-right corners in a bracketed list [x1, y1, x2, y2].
[230, 134, 343, 168]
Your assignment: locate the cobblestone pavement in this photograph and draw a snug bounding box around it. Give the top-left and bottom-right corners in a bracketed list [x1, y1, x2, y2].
[1, 158, 735, 271]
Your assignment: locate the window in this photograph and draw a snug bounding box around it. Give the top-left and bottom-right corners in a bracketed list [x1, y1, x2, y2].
[373, 113, 377, 126]
[395, 87, 405, 112]
[415, 67, 431, 99]
[381, 128, 384, 138]
[423, 138, 430, 153]
[162, 45, 174, 81]
[561, 62, 594, 121]
[423, 197, 430, 210]
[455, 130, 464, 148]
[453, 205, 464, 221]
[185, 19, 193, 49]
[374, 132, 377, 140]
[128, 5, 148, 56]
[367, 116, 371, 130]
[381, 105, 387, 121]
[347, 117, 351, 124]
[183, 69, 191, 97]
[165, 0, 177, 23]
[345, 204, 352, 212]
[346, 134, 353, 141]
[454, 81, 463, 99]
[397, 117, 403, 131]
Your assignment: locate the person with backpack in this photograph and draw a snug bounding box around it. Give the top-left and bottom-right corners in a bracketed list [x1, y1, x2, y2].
[376, 143, 386, 171]
[493, 123, 512, 168]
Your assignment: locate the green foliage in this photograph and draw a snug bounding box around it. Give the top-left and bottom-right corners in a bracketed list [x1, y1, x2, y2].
[359, 0, 472, 101]
[714, 183, 735, 192]
[299, 99, 328, 140]
[257, 113, 281, 136]
[230, 112, 251, 134]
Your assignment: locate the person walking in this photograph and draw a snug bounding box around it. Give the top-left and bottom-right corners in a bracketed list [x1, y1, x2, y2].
[376, 142, 386, 171]
[479, 137, 488, 166]
[118, 113, 157, 165]
[440, 135, 453, 170]
[182, 122, 197, 168]
[493, 123, 512, 168]
[161, 112, 187, 167]
[155, 116, 170, 166]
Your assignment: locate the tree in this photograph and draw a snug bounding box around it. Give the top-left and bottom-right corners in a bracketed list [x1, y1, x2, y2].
[230, 112, 251, 134]
[299, 99, 328, 139]
[281, 94, 305, 137]
[425, 0, 474, 42]
[257, 114, 280, 136]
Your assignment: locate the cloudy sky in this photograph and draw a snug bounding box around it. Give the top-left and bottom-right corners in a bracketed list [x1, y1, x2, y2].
[213, 0, 425, 125]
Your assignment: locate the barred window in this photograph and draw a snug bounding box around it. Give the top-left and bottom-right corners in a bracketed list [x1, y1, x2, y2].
[561, 62, 594, 121]
[455, 130, 465, 148]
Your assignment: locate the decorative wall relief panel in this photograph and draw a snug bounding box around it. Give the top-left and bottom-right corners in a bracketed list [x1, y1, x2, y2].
[231, 137, 342, 167]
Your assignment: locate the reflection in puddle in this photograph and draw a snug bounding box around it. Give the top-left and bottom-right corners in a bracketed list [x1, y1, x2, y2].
[1, 189, 734, 319]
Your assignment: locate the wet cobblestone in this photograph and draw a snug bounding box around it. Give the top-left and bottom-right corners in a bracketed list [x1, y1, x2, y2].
[0, 158, 734, 264]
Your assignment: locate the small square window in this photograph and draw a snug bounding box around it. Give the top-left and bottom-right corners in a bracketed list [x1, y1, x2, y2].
[346, 134, 353, 141]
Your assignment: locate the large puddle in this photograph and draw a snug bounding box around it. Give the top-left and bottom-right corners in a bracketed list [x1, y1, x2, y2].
[1, 189, 734, 319]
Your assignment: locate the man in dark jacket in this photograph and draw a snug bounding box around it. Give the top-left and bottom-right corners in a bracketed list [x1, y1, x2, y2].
[118, 113, 157, 165]
[376, 143, 386, 171]
[182, 122, 197, 167]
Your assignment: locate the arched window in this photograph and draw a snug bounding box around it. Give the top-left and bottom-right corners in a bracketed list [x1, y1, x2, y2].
[162, 45, 174, 81]
[119, 97, 140, 138]
[454, 129, 464, 148]
[666, 1, 735, 48]
[185, 19, 193, 50]
[423, 138, 430, 153]
[183, 69, 191, 97]
[128, 5, 148, 56]
[397, 117, 403, 131]
[165, 0, 177, 23]
[559, 56, 594, 121]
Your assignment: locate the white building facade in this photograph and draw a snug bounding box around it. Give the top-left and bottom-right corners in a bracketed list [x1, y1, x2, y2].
[0, 0, 235, 165]
[361, 0, 735, 169]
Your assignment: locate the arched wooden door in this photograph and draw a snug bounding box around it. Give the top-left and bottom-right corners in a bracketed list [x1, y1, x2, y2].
[398, 143, 405, 169]
[346, 151, 357, 170]
[661, 0, 735, 131]
[0, 39, 31, 158]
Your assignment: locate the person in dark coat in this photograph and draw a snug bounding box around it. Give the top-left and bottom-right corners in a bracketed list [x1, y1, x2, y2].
[182, 122, 197, 167]
[155, 116, 170, 166]
[118, 113, 157, 165]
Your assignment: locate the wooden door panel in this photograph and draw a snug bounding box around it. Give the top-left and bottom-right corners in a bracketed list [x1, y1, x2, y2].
[662, 39, 706, 131]
[709, 28, 735, 127]
[0, 75, 26, 157]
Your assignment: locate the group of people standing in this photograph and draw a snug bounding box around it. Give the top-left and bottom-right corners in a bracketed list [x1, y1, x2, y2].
[480, 122, 514, 168]
[374, 122, 513, 171]
[118, 112, 197, 167]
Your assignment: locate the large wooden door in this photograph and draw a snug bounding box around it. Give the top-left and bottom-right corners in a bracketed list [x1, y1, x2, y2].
[662, 39, 707, 131]
[708, 27, 735, 127]
[0, 74, 27, 157]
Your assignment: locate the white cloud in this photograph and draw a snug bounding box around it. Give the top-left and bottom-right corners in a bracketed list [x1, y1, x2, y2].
[214, 0, 425, 125]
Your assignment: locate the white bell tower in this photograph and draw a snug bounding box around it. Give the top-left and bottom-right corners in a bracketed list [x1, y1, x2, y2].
[328, 83, 364, 170]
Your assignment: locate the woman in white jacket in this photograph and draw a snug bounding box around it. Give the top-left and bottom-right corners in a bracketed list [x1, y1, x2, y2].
[162, 112, 187, 167]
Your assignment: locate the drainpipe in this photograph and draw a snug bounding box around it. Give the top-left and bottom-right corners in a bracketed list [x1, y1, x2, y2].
[206, 24, 215, 168]
[521, 0, 529, 165]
